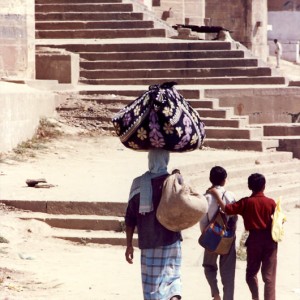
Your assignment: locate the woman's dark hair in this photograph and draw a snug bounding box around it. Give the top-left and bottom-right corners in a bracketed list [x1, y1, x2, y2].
[209, 166, 227, 186]
[248, 173, 266, 192]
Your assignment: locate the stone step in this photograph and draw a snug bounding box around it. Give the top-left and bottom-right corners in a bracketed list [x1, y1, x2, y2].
[78, 88, 203, 99]
[189, 98, 219, 109]
[35, 12, 144, 21]
[65, 114, 250, 130]
[275, 136, 300, 159]
[189, 167, 300, 202]
[0, 200, 127, 217]
[179, 150, 294, 176]
[289, 80, 300, 87]
[80, 58, 259, 70]
[17, 212, 124, 232]
[188, 159, 300, 185]
[230, 176, 300, 201]
[79, 50, 246, 61]
[41, 41, 232, 52]
[83, 96, 219, 109]
[204, 126, 263, 139]
[36, 20, 155, 30]
[195, 107, 234, 118]
[36, 28, 166, 39]
[263, 123, 300, 136]
[80, 76, 286, 85]
[201, 117, 249, 128]
[203, 138, 279, 151]
[108, 105, 234, 119]
[35, 3, 135, 13]
[80, 67, 272, 80]
[52, 228, 137, 246]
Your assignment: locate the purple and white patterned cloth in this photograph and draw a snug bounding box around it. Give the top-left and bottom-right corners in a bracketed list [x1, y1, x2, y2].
[112, 82, 205, 152]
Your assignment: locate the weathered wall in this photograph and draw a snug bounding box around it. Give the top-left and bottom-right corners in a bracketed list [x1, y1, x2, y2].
[267, 12, 300, 62]
[0, 82, 57, 152]
[205, 0, 247, 42]
[0, 0, 35, 79]
[204, 87, 300, 124]
[205, 0, 268, 60]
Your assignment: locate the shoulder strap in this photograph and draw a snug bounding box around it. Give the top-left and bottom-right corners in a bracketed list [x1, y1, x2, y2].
[207, 191, 226, 223]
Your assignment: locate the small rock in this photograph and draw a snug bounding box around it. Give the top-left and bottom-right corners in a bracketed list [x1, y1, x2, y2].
[0, 236, 9, 243]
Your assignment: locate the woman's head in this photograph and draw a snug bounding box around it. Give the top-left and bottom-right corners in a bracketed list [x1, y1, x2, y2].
[148, 149, 169, 174]
[248, 173, 266, 193]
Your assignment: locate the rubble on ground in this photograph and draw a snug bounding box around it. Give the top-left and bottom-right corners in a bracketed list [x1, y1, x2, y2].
[56, 95, 123, 134]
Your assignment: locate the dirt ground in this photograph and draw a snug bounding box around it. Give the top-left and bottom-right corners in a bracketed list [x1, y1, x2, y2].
[0, 131, 299, 300]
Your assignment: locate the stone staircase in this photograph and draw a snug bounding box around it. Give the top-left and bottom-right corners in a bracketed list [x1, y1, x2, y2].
[35, 0, 173, 39]
[40, 41, 286, 86]
[26, 0, 300, 246]
[70, 91, 279, 152]
[35, 0, 286, 86]
[262, 123, 300, 159]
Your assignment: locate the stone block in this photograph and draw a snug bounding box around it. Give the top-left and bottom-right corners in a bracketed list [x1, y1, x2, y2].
[36, 48, 79, 84]
[0, 81, 57, 152]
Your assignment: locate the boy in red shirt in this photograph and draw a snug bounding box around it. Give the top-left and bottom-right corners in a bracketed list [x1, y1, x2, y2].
[210, 173, 277, 300]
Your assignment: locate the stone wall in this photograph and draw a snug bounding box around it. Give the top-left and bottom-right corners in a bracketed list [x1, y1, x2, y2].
[204, 87, 300, 124]
[0, 0, 35, 79]
[0, 82, 57, 152]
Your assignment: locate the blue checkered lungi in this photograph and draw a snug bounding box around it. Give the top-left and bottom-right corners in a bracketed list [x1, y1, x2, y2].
[141, 240, 182, 300]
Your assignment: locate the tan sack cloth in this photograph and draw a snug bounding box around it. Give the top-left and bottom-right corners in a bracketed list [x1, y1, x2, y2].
[157, 174, 208, 232]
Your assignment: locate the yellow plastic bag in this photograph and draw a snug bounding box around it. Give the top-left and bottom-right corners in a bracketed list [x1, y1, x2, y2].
[271, 197, 287, 242]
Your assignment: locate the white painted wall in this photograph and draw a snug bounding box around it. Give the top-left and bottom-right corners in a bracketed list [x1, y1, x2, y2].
[268, 11, 300, 41]
[0, 82, 57, 152]
[0, 0, 35, 78]
[267, 11, 300, 62]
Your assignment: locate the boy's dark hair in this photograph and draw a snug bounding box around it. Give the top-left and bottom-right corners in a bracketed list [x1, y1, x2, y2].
[209, 166, 227, 186]
[248, 173, 266, 192]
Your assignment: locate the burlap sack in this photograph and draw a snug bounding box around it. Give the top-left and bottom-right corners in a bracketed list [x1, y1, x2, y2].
[156, 174, 208, 232]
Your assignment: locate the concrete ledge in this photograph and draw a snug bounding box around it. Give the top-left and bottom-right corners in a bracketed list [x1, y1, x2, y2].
[0, 200, 127, 217]
[0, 82, 57, 152]
[204, 87, 300, 123]
[289, 80, 300, 87]
[263, 124, 300, 136]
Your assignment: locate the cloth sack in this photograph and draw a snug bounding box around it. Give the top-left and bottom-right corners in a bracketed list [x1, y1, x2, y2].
[198, 208, 236, 255]
[156, 174, 208, 232]
[271, 197, 287, 242]
[112, 82, 205, 152]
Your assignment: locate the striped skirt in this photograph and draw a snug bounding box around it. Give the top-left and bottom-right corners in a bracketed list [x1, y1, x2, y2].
[141, 240, 182, 300]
